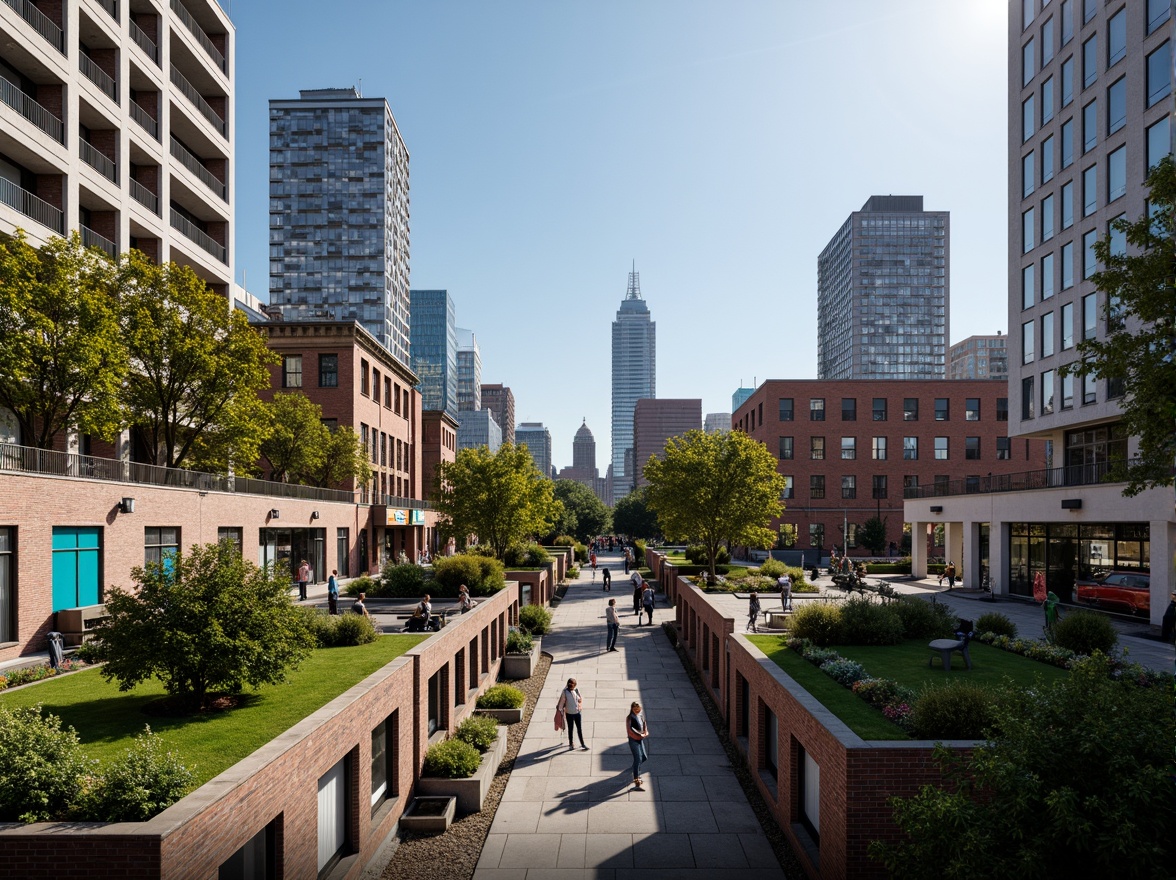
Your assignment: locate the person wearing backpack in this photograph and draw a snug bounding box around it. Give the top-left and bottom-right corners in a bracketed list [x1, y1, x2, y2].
[641, 583, 655, 626]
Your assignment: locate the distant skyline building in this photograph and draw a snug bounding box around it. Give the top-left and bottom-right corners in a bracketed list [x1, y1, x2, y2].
[480, 383, 516, 445]
[456, 408, 501, 453]
[269, 88, 411, 366]
[631, 398, 701, 490]
[409, 290, 458, 417]
[817, 195, 949, 380]
[516, 422, 552, 480]
[559, 419, 607, 501]
[704, 413, 731, 434]
[456, 328, 481, 413]
[732, 387, 755, 411]
[949, 333, 1008, 381]
[611, 264, 656, 502]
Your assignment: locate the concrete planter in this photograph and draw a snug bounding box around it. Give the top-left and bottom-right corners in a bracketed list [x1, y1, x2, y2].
[398, 796, 456, 834]
[501, 636, 540, 680]
[476, 701, 524, 724]
[417, 728, 508, 814]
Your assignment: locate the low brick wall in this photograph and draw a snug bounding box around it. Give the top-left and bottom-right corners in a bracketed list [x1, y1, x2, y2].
[0, 587, 519, 880]
[505, 568, 550, 606]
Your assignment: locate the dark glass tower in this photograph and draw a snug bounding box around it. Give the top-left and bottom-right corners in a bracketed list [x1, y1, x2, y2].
[610, 265, 656, 501]
[409, 289, 458, 417]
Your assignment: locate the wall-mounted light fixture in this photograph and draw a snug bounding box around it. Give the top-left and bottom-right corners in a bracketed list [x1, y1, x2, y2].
[930, 505, 943, 514]
[118, 497, 136, 514]
[311, 510, 321, 519]
[269, 509, 280, 520]
[1061, 499, 1082, 510]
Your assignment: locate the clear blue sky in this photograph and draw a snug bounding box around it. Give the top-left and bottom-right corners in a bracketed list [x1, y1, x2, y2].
[228, 1, 1008, 471]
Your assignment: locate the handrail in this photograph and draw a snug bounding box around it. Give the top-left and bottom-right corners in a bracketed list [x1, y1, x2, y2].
[0, 74, 64, 142]
[903, 459, 1131, 499]
[170, 207, 226, 263]
[169, 63, 225, 136]
[0, 177, 64, 233]
[129, 99, 159, 140]
[130, 178, 159, 215]
[129, 19, 158, 65]
[79, 53, 118, 102]
[80, 224, 116, 258]
[0, 0, 64, 53]
[79, 138, 117, 182]
[95, 0, 117, 22]
[169, 0, 226, 74]
[170, 135, 226, 200]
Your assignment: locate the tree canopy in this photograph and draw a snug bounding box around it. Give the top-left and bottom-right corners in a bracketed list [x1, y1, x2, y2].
[547, 480, 612, 543]
[0, 231, 125, 449]
[643, 429, 785, 582]
[434, 442, 562, 558]
[858, 516, 888, 556]
[612, 486, 660, 540]
[1059, 156, 1176, 495]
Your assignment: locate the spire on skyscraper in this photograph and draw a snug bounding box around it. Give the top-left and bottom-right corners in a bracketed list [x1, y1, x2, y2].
[626, 260, 641, 300]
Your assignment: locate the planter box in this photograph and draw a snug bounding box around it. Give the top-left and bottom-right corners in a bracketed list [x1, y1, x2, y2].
[501, 637, 540, 680]
[417, 727, 508, 814]
[476, 701, 524, 724]
[399, 796, 456, 834]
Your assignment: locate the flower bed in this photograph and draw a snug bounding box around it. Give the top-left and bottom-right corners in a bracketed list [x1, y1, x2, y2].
[0, 659, 87, 690]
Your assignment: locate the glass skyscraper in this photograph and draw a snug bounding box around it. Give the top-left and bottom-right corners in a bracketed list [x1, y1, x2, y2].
[269, 88, 411, 366]
[610, 265, 656, 501]
[410, 289, 458, 417]
[456, 329, 481, 412]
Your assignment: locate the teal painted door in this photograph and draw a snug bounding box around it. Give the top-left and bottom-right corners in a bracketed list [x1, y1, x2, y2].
[52, 527, 101, 611]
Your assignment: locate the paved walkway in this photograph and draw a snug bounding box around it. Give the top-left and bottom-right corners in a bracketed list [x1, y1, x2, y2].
[474, 551, 787, 880]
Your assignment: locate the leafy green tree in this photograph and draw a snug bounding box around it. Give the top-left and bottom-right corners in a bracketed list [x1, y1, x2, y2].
[1059, 156, 1176, 495]
[0, 231, 125, 448]
[612, 486, 660, 540]
[260, 392, 328, 482]
[117, 252, 276, 470]
[434, 442, 562, 558]
[869, 654, 1176, 879]
[858, 516, 888, 555]
[0, 703, 92, 822]
[643, 429, 785, 583]
[94, 540, 314, 711]
[547, 479, 612, 543]
[312, 425, 372, 489]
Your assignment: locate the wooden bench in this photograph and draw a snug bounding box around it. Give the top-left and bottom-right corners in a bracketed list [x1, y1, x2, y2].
[928, 618, 974, 671]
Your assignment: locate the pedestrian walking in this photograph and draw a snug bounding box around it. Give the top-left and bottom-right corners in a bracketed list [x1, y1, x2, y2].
[623, 550, 631, 575]
[296, 559, 310, 601]
[777, 571, 793, 612]
[605, 598, 620, 651]
[641, 583, 655, 626]
[327, 569, 339, 615]
[558, 678, 588, 750]
[945, 561, 957, 590]
[458, 584, 476, 613]
[626, 701, 649, 790]
[602, 567, 611, 591]
[746, 591, 760, 632]
[631, 570, 644, 616]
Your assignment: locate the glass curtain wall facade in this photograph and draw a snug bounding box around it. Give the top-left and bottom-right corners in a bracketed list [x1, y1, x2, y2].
[611, 266, 656, 500]
[409, 289, 458, 418]
[456, 330, 481, 413]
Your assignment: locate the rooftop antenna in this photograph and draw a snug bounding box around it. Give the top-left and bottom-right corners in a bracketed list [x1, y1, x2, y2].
[357, 78, 362, 97]
[626, 260, 641, 299]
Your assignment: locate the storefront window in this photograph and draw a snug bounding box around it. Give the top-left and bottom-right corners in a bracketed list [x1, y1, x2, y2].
[1009, 521, 1150, 601]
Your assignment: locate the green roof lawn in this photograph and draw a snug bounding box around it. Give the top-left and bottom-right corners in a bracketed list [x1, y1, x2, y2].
[747, 635, 1069, 741]
[1, 634, 427, 787]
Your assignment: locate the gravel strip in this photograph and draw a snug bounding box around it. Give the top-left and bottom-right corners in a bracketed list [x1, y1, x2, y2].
[376, 652, 552, 880]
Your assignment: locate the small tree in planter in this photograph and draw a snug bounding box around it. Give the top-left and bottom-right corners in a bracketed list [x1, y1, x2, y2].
[502, 628, 536, 679]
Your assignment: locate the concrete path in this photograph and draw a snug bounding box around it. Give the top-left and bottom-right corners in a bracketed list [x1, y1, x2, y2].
[474, 551, 787, 880]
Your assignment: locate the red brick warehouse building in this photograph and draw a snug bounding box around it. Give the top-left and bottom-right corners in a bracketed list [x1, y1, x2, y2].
[733, 379, 1046, 558]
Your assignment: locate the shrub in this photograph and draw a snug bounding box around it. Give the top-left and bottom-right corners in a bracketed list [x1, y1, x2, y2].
[73, 640, 104, 664]
[0, 704, 92, 823]
[77, 727, 193, 822]
[506, 628, 534, 654]
[379, 562, 430, 598]
[504, 543, 550, 567]
[757, 558, 787, 578]
[892, 597, 956, 640]
[422, 738, 481, 778]
[465, 544, 498, 557]
[302, 609, 377, 647]
[343, 574, 377, 597]
[455, 714, 500, 752]
[910, 682, 998, 740]
[476, 684, 525, 710]
[567, 565, 580, 578]
[788, 604, 843, 646]
[632, 539, 647, 565]
[432, 554, 506, 596]
[820, 658, 869, 686]
[552, 535, 576, 547]
[686, 544, 730, 565]
[573, 543, 589, 563]
[839, 597, 905, 646]
[1053, 610, 1118, 656]
[852, 677, 917, 711]
[518, 604, 552, 635]
[976, 611, 1017, 638]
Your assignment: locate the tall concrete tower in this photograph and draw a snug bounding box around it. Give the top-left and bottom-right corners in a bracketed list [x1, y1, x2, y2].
[610, 263, 655, 502]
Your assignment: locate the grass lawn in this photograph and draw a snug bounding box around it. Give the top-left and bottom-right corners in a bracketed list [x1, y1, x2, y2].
[0, 635, 427, 786]
[747, 635, 1070, 741]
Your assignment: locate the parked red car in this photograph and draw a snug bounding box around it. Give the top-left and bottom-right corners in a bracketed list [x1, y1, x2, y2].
[1075, 571, 1151, 615]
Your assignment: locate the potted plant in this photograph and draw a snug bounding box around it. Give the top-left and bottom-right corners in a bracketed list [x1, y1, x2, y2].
[399, 795, 456, 834]
[501, 627, 536, 679]
[416, 715, 506, 813]
[475, 684, 526, 723]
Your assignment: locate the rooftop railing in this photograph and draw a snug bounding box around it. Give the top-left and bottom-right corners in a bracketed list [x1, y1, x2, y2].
[903, 460, 1130, 499]
[0, 73, 64, 142]
[1, 0, 65, 53]
[0, 176, 64, 233]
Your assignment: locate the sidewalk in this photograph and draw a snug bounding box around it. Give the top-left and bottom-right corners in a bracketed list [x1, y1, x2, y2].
[474, 552, 786, 880]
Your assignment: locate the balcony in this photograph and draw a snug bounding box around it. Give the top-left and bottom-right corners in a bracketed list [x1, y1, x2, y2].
[0, 74, 64, 142]
[130, 178, 158, 214]
[0, 175, 63, 233]
[170, 206, 225, 263]
[81, 224, 116, 258]
[170, 63, 225, 136]
[79, 53, 118, 102]
[130, 99, 158, 139]
[170, 135, 225, 200]
[129, 19, 158, 65]
[95, 0, 116, 22]
[79, 138, 117, 182]
[169, 0, 226, 74]
[903, 460, 1133, 499]
[1, 0, 65, 53]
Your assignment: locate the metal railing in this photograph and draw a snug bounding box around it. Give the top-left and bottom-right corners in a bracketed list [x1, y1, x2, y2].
[903, 460, 1130, 499]
[370, 493, 432, 511]
[169, 0, 226, 73]
[79, 54, 118, 102]
[81, 224, 116, 258]
[95, 0, 116, 21]
[0, 176, 64, 233]
[130, 178, 158, 214]
[130, 99, 158, 139]
[170, 64, 225, 136]
[0, 74, 64, 142]
[1, 0, 64, 52]
[170, 207, 225, 263]
[79, 138, 117, 182]
[170, 135, 226, 200]
[129, 19, 158, 65]
[0, 442, 358, 504]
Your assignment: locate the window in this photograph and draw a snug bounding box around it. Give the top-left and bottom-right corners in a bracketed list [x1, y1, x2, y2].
[1149, 0, 1171, 34]
[1148, 117, 1171, 169]
[903, 436, 918, 460]
[1061, 117, 1074, 167]
[1083, 165, 1098, 215]
[1107, 145, 1125, 202]
[384, 377, 392, 408]
[1109, 215, 1126, 258]
[1023, 94, 1036, 141]
[1148, 42, 1172, 106]
[965, 437, 981, 460]
[1042, 253, 1055, 300]
[318, 354, 338, 387]
[1062, 372, 1075, 408]
[1023, 375, 1036, 419]
[1107, 78, 1126, 135]
[1041, 16, 1055, 65]
[1042, 194, 1055, 241]
[809, 523, 824, 548]
[965, 398, 981, 421]
[282, 355, 302, 388]
[1042, 310, 1055, 357]
[1082, 0, 1095, 24]
[764, 705, 778, 777]
[1023, 151, 1035, 197]
[394, 383, 403, 415]
[1023, 263, 1036, 309]
[872, 475, 888, 499]
[1062, 302, 1075, 348]
[1023, 320, 1036, 364]
[778, 398, 794, 421]
[1107, 8, 1126, 67]
[1107, 373, 1125, 398]
[903, 398, 918, 421]
[841, 398, 856, 421]
[903, 474, 919, 492]
[997, 397, 1009, 421]
[1083, 229, 1098, 278]
[1024, 207, 1035, 253]
[1062, 0, 1074, 42]
[810, 475, 825, 500]
[872, 436, 887, 460]
[371, 712, 398, 811]
[872, 398, 887, 421]
[841, 475, 856, 499]
[1083, 34, 1097, 88]
[317, 755, 352, 875]
[1042, 369, 1056, 414]
[1083, 372, 1097, 404]
[809, 398, 825, 421]
[216, 527, 242, 555]
[1083, 292, 1098, 339]
[1062, 240, 1074, 288]
[781, 475, 793, 499]
[337, 528, 349, 578]
[144, 527, 179, 569]
[1023, 37, 1036, 86]
[1083, 100, 1097, 152]
[778, 436, 793, 460]
[841, 437, 856, 460]
[810, 437, 825, 460]
[1061, 181, 1073, 228]
[1108, 291, 1126, 332]
[935, 398, 949, 421]
[360, 359, 370, 395]
[1041, 76, 1054, 124]
[1041, 135, 1055, 183]
[1061, 55, 1074, 105]
[934, 437, 949, 460]
[997, 437, 1012, 460]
